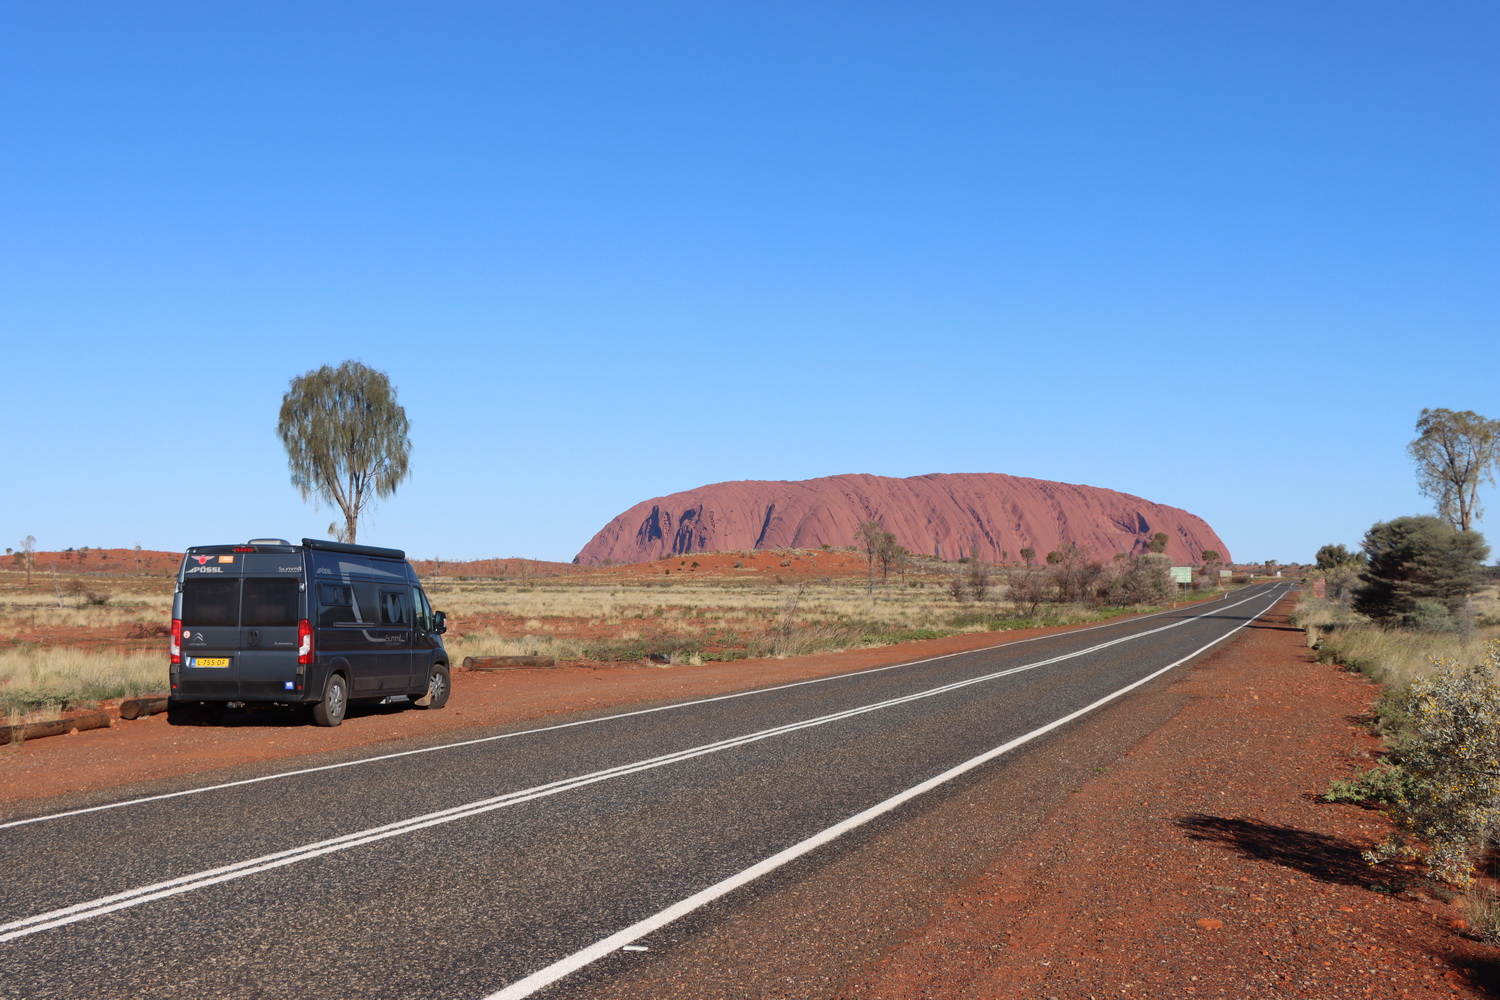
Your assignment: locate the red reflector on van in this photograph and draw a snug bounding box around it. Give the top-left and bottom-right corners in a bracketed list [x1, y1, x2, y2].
[297, 619, 313, 665]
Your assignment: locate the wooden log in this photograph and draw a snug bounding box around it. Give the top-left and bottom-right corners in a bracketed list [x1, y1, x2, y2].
[120, 696, 170, 720]
[0, 711, 112, 744]
[461, 655, 557, 670]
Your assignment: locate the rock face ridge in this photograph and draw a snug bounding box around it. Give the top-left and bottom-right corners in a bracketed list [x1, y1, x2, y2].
[574, 473, 1230, 567]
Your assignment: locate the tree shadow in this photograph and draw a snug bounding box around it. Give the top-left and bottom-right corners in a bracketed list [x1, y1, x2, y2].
[1449, 955, 1500, 996]
[1175, 813, 1410, 892]
[1180, 815, 1500, 995]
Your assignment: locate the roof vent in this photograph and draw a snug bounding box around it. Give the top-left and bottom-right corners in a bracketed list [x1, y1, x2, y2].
[247, 538, 294, 546]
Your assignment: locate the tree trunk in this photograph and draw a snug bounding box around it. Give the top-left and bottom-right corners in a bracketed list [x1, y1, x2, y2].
[120, 696, 170, 720]
[1, 711, 111, 744]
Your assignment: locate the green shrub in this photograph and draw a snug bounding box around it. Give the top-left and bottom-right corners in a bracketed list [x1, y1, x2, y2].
[1364, 641, 1500, 885]
[1323, 762, 1410, 806]
[1353, 516, 1489, 624]
[1401, 599, 1470, 637]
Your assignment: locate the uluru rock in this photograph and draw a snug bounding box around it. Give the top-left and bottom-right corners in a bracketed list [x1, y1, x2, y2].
[574, 473, 1230, 566]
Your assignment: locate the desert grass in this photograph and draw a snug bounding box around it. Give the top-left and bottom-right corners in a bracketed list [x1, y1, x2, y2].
[427, 574, 1152, 633]
[1297, 587, 1500, 688]
[0, 646, 167, 715]
[443, 631, 591, 664]
[438, 570, 1176, 666]
[0, 555, 1218, 714]
[1317, 626, 1497, 688]
[1465, 886, 1500, 945]
[0, 572, 174, 636]
[1290, 595, 1363, 648]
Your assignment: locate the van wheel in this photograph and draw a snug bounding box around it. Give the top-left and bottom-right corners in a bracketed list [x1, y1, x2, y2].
[312, 673, 348, 727]
[412, 664, 450, 710]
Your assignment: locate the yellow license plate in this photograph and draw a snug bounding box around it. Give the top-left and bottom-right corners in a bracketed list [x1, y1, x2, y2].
[190, 657, 230, 668]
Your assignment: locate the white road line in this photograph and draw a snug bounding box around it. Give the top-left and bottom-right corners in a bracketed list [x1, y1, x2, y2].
[0, 585, 1279, 831]
[484, 585, 1284, 1000]
[0, 588, 1281, 945]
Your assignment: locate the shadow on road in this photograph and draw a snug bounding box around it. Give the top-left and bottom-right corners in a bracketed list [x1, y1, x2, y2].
[1247, 622, 1302, 633]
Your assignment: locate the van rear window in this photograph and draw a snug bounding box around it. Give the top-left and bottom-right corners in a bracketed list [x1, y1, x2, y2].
[181, 578, 300, 627]
[242, 579, 299, 627]
[182, 579, 239, 627]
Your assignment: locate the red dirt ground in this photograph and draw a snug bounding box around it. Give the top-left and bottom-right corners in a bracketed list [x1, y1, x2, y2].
[837, 596, 1497, 999]
[9, 547, 864, 584]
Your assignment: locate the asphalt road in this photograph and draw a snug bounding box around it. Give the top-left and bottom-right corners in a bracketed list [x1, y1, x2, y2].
[0, 583, 1289, 999]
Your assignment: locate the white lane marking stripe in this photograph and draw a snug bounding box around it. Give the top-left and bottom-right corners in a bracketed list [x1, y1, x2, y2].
[483, 587, 1284, 1000]
[0, 588, 1281, 943]
[0, 585, 1277, 831]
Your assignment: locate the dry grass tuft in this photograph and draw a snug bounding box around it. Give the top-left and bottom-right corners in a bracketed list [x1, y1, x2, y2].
[0, 647, 166, 715]
[1465, 886, 1500, 945]
[1297, 588, 1500, 687]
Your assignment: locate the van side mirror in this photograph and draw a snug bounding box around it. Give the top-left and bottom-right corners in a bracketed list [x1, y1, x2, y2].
[432, 610, 447, 635]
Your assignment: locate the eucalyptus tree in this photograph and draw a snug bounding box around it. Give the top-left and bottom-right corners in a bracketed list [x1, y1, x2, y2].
[276, 361, 411, 544]
[18, 535, 35, 585]
[1409, 408, 1500, 532]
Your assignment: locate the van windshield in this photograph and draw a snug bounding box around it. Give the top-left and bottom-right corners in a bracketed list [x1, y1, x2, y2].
[182, 578, 299, 627]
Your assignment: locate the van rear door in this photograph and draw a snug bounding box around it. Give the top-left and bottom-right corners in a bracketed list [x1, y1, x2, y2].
[178, 550, 306, 702]
[238, 576, 302, 699]
[179, 573, 243, 699]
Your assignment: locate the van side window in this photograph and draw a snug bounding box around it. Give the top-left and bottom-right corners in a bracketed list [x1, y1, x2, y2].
[318, 583, 355, 627]
[351, 581, 379, 625]
[242, 579, 299, 627]
[378, 590, 409, 626]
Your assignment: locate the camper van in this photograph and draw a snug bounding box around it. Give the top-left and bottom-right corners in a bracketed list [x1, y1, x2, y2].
[169, 538, 449, 727]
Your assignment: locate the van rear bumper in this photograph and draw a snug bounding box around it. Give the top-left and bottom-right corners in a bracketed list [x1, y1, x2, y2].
[172, 650, 309, 703]
[172, 674, 313, 703]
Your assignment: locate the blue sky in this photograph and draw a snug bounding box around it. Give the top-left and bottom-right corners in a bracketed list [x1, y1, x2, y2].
[3, 2, 1496, 565]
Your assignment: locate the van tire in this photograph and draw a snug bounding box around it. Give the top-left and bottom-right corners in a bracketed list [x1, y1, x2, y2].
[312, 673, 348, 727]
[412, 663, 450, 710]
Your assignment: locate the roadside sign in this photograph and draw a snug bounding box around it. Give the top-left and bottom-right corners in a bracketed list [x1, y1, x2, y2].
[1170, 566, 1193, 584]
[1312, 578, 1326, 599]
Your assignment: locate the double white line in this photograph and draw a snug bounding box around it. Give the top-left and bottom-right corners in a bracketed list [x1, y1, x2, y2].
[489, 584, 1285, 1000]
[0, 586, 1281, 948]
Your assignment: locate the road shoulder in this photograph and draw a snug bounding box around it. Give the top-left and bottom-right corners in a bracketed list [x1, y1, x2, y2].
[838, 595, 1497, 999]
[563, 594, 1497, 1000]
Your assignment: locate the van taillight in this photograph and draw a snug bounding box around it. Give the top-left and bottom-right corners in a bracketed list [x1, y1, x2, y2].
[170, 619, 182, 664]
[233, 546, 255, 553]
[297, 619, 313, 665]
